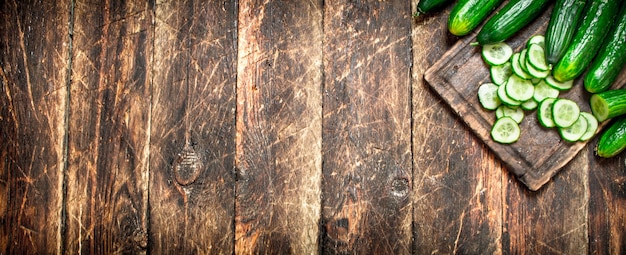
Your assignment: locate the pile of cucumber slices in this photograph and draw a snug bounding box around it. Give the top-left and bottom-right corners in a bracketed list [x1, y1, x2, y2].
[477, 35, 598, 144]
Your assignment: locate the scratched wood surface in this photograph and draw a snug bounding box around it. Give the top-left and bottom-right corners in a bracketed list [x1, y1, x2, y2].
[1, 0, 625, 254]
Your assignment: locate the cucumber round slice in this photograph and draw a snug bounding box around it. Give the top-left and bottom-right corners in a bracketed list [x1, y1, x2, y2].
[526, 43, 549, 72]
[519, 49, 530, 73]
[579, 112, 599, 141]
[511, 52, 532, 80]
[527, 34, 545, 48]
[525, 57, 550, 79]
[505, 74, 534, 102]
[538, 98, 557, 128]
[491, 117, 521, 144]
[559, 115, 588, 142]
[521, 99, 538, 111]
[490, 62, 512, 85]
[496, 105, 524, 123]
[532, 80, 560, 103]
[497, 81, 521, 106]
[478, 83, 501, 110]
[482, 42, 513, 66]
[552, 98, 580, 128]
[545, 75, 573, 91]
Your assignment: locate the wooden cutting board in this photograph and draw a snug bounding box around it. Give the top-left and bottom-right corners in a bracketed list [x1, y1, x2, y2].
[424, 11, 626, 191]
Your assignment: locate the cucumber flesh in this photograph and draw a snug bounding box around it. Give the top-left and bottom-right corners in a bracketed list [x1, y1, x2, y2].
[559, 115, 588, 142]
[579, 112, 599, 141]
[491, 116, 521, 144]
[538, 98, 557, 128]
[505, 74, 534, 102]
[527, 43, 549, 71]
[532, 80, 560, 103]
[552, 98, 580, 128]
[482, 42, 513, 66]
[478, 83, 501, 110]
[490, 62, 513, 85]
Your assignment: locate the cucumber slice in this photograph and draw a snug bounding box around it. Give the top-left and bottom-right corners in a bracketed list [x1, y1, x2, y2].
[497, 81, 521, 106]
[526, 43, 549, 71]
[482, 42, 513, 66]
[525, 57, 550, 79]
[491, 116, 521, 144]
[538, 98, 557, 128]
[490, 62, 512, 85]
[519, 49, 530, 73]
[545, 75, 573, 91]
[532, 80, 560, 103]
[511, 52, 532, 80]
[527, 34, 545, 48]
[478, 83, 501, 110]
[559, 115, 588, 142]
[496, 105, 524, 123]
[521, 99, 538, 111]
[505, 74, 534, 102]
[552, 98, 580, 128]
[579, 112, 599, 141]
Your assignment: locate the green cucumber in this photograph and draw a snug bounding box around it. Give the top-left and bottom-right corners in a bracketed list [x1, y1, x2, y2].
[583, 2, 626, 93]
[476, 0, 552, 45]
[552, 0, 620, 82]
[415, 0, 456, 16]
[544, 0, 588, 65]
[590, 89, 626, 122]
[491, 116, 521, 144]
[448, 0, 505, 36]
[596, 116, 626, 158]
[552, 98, 580, 128]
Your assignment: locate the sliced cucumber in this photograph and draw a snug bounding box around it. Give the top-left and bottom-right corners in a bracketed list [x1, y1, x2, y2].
[527, 34, 545, 48]
[545, 75, 573, 91]
[478, 83, 501, 110]
[524, 57, 550, 79]
[505, 74, 534, 102]
[552, 98, 580, 128]
[559, 115, 588, 142]
[497, 81, 522, 106]
[482, 42, 514, 66]
[521, 98, 538, 111]
[490, 62, 513, 85]
[526, 43, 549, 71]
[511, 52, 532, 80]
[496, 105, 525, 123]
[538, 98, 557, 128]
[532, 80, 560, 103]
[579, 112, 599, 142]
[491, 116, 521, 144]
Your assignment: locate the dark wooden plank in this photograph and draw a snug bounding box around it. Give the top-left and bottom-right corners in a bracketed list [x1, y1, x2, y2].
[411, 6, 504, 254]
[149, 0, 237, 253]
[588, 148, 626, 254]
[320, 1, 413, 253]
[65, 0, 152, 253]
[235, 0, 323, 254]
[0, 0, 70, 253]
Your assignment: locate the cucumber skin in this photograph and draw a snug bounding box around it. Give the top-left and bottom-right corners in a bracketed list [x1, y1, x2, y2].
[597, 116, 626, 158]
[591, 89, 626, 122]
[552, 0, 620, 82]
[448, 0, 505, 36]
[544, 0, 588, 65]
[476, 0, 552, 45]
[416, 0, 455, 15]
[584, 2, 626, 93]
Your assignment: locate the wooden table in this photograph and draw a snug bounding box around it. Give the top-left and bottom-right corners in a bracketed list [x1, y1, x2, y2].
[1, 0, 624, 254]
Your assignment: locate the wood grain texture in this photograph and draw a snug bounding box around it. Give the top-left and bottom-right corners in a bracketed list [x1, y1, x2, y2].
[65, 0, 152, 253]
[235, 1, 323, 254]
[0, 0, 70, 253]
[149, 0, 237, 254]
[411, 6, 503, 254]
[321, 1, 413, 253]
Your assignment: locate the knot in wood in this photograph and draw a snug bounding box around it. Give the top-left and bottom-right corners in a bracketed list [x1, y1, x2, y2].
[389, 177, 409, 199]
[173, 144, 203, 186]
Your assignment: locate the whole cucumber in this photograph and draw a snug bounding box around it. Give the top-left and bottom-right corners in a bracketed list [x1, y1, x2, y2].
[596, 116, 626, 158]
[415, 0, 456, 16]
[583, 1, 626, 93]
[476, 0, 552, 45]
[448, 0, 505, 36]
[544, 0, 588, 65]
[552, 0, 620, 82]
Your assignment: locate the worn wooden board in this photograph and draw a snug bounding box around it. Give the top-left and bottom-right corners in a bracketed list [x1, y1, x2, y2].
[424, 11, 626, 191]
[0, 0, 69, 253]
[321, 1, 413, 254]
[65, 0, 152, 253]
[234, 1, 323, 254]
[149, 0, 237, 254]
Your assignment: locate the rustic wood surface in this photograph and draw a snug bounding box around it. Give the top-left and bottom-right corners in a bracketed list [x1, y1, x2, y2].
[1, 0, 625, 254]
